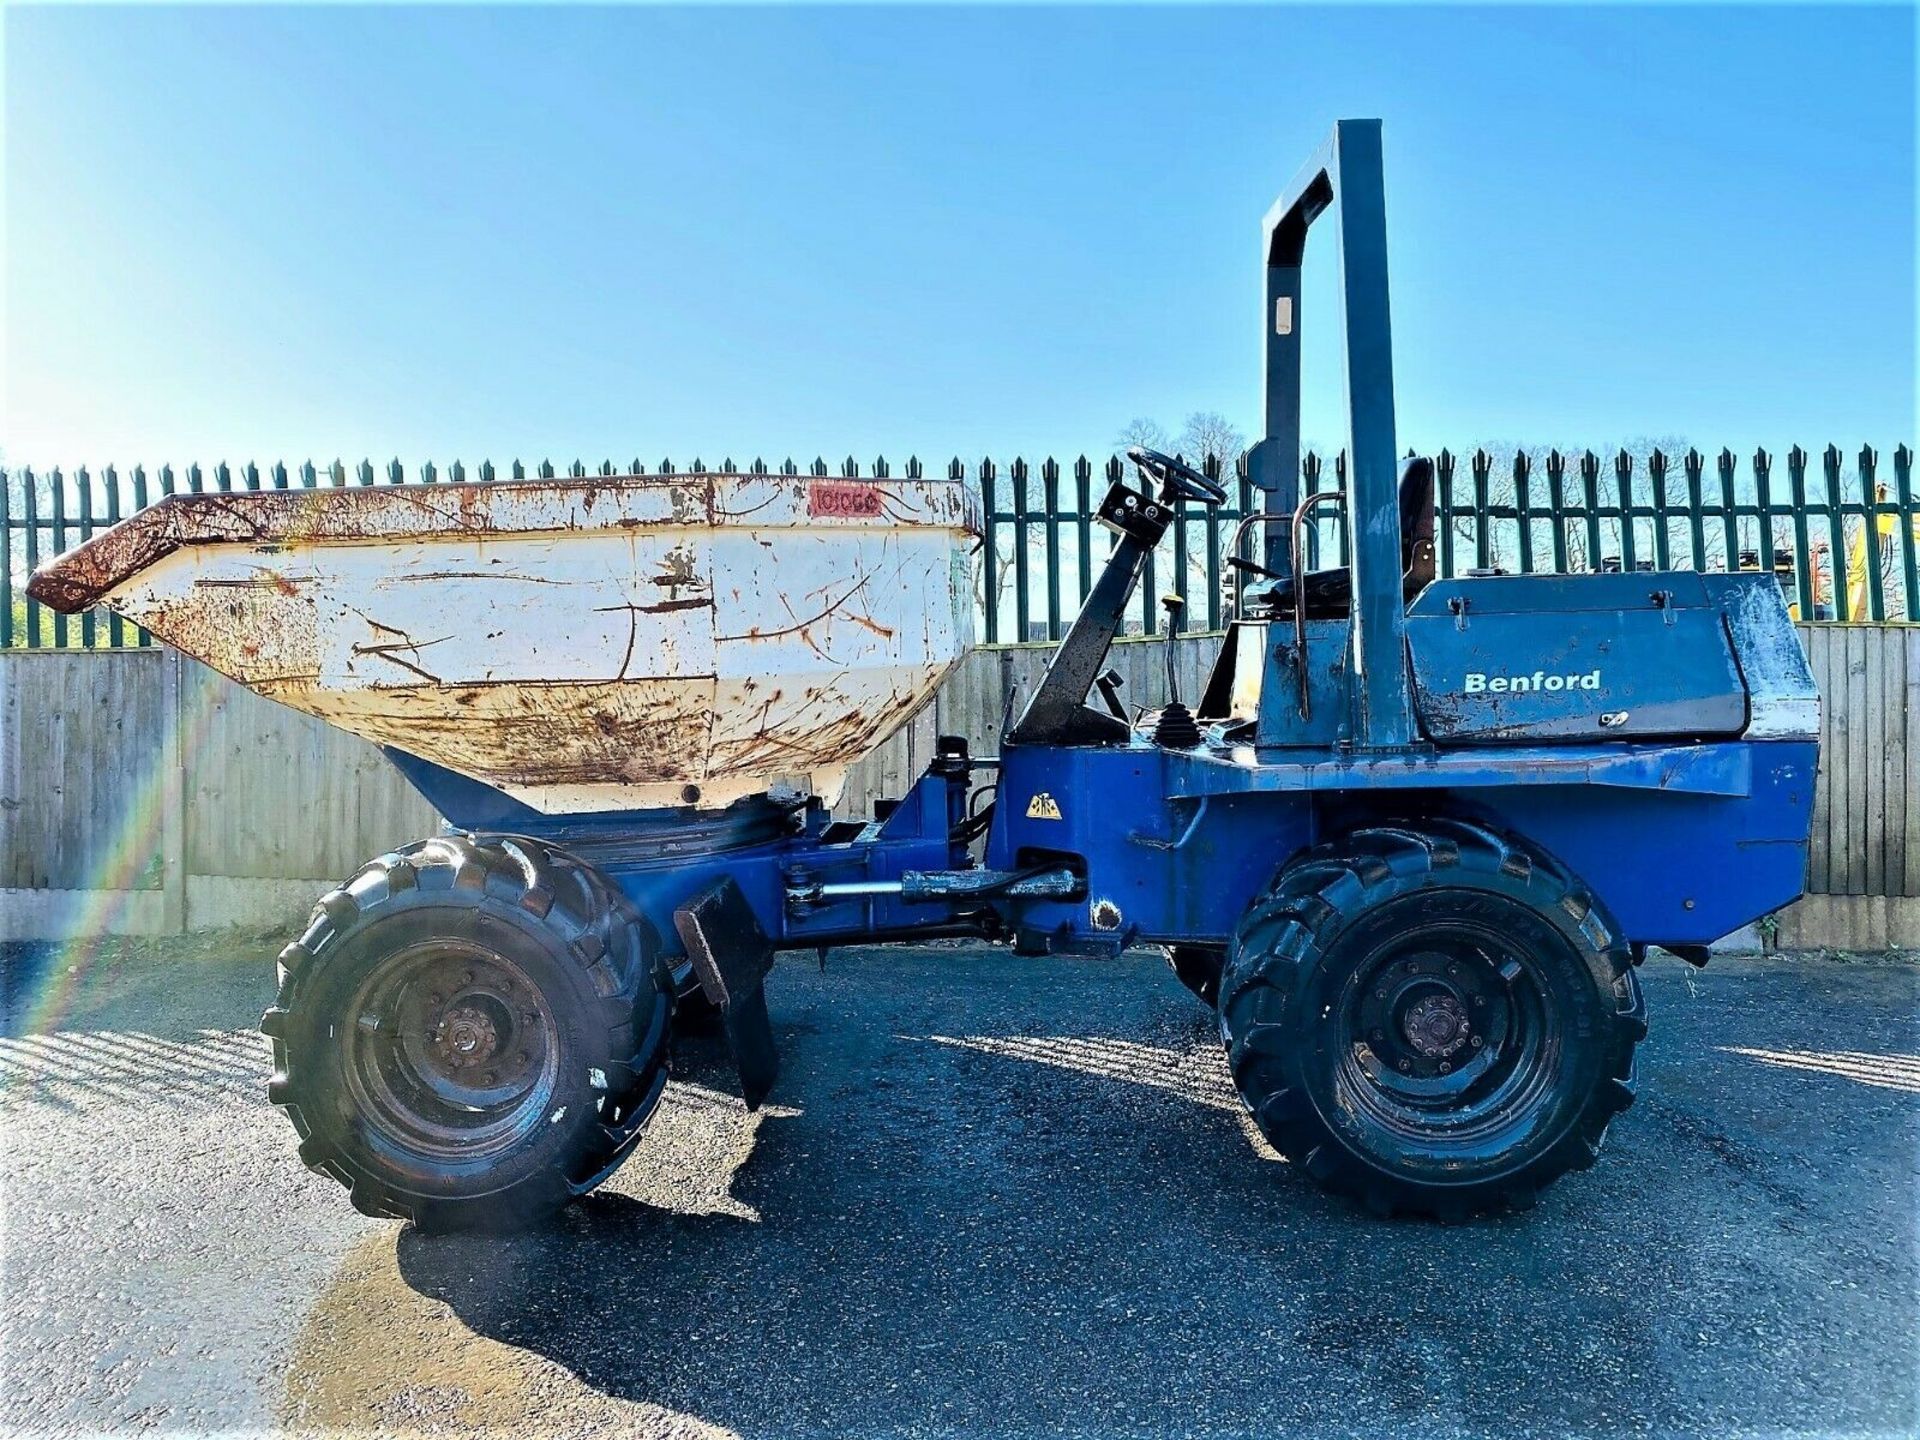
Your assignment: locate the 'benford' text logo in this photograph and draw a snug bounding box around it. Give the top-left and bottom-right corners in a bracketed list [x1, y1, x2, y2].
[1465, 669, 1602, 694]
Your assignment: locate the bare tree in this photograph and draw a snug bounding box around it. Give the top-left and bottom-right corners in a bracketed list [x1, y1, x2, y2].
[1179, 411, 1246, 468]
[1114, 417, 1169, 453]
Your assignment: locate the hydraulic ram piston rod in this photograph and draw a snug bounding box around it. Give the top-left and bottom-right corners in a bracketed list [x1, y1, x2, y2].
[787, 867, 1081, 911]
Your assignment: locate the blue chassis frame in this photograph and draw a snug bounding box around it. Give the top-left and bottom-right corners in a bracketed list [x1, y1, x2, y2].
[391, 726, 1817, 963]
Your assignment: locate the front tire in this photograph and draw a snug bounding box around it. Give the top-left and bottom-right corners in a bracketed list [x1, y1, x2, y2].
[262, 835, 672, 1233]
[1218, 818, 1645, 1218]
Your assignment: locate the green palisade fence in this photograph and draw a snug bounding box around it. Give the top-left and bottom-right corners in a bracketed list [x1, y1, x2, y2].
[3, 445, 1916, 649]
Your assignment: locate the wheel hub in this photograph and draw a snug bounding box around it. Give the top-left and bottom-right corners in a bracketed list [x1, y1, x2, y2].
[1401, 992, 1472, 1058]
[433, 1004, 501, 1071]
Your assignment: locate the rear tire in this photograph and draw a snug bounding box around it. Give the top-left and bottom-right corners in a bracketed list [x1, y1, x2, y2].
[1218, 818, 1645, 1218]
[261, 835, 672, 1233]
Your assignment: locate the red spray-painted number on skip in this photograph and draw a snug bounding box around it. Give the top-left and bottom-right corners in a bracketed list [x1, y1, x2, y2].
[808, 481, 885, 518]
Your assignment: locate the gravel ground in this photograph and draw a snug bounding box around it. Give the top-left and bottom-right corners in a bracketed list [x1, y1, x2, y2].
[0, 931, 1915, 1439]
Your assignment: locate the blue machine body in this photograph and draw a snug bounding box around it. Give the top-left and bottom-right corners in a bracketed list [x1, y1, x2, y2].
[385, 116, 1819, 991]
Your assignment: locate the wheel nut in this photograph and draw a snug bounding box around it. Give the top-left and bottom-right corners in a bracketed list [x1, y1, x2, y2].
[1439, 1061, 1452, 1074]
[1471, 1035, 1484, 1048]
[1397, 1059, 1411, 1073]
[1375, 989, 1388, 1000]
[484, 1070, 498, 1085]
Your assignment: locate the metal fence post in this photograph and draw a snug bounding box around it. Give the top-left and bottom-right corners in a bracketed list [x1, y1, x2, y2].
[0, 469, 12, 650]
[131, 466, 152, 645]
[1040, 458, 1062, 642]
[1513, 451, 1534, 576]
[1470, 450, 1492, 571]
[20, 469, 40, 648]
[1894, 445, 1919, 621]
[1857, 446, 1885, 622]
[75, 467, 96, 647]
[49, 470, 69, 648]
[1008, 458, 1030, 643]
[101, 467, 125, 647]
[1683, 449, 1708, 572]
[1202, 453, 1225, 631]
[976, 457, 998, 644]
[1579, 452, 1603, 572]
[1614, 451, 1638, 573]
[1544, 451, 1569, 573]
[1783, 448, 1816, 619]
[1073, 456, 1094, 612]
[1648, 449, 1672, 571]
[1716, 449, 1739, 574]
[1822, 444, 1850, 622]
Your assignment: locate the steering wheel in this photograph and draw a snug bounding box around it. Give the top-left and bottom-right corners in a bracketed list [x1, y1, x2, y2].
[1126, 446, 1229, 507]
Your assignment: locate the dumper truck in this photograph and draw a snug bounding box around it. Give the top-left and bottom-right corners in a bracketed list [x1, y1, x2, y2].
[29, 120, 1819, 1230]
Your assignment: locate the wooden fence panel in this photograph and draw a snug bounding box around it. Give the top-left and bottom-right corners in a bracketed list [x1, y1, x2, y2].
[0, 649, 167, 890]
[6, 626, 1920, 943]
[182, 659, 438, 882]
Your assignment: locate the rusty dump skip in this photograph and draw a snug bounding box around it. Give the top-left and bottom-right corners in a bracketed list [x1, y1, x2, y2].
[29, 474, 978, 814]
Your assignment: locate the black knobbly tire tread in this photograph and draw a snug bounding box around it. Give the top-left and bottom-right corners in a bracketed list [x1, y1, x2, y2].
[262, 833, 673, 1233]
[1218, 816, 1645, 1219]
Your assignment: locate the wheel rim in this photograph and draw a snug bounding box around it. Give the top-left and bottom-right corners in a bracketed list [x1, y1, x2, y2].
[343, 940, 562, 1161]
[1332, 919, 1562, 1145]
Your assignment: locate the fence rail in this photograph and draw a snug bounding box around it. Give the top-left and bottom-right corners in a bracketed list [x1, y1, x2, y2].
[5, 444, 1916, 648]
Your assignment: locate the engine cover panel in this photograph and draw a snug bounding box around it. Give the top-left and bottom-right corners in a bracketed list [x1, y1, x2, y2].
[1407, 574, 1748, 743]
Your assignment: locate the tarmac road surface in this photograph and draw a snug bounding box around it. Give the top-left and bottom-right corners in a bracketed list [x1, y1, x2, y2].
[1, 933, 1915, 1438]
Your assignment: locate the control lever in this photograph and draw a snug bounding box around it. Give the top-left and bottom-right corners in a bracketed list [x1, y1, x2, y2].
[1159, 595, 1185, 706]
[1152, 596, 1202, 748]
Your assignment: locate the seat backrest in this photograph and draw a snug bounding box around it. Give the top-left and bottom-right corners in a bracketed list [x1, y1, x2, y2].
[1398, 457, 1437, 589]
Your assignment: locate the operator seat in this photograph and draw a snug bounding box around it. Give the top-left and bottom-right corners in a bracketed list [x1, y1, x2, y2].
[1243, 456, 1436, 618]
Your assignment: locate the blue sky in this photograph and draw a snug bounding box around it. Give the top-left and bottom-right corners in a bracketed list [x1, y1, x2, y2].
[3, 5, 1914, 470]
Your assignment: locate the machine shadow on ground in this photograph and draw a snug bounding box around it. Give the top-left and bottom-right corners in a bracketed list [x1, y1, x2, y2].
[279, 950, 1919, 1438]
